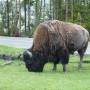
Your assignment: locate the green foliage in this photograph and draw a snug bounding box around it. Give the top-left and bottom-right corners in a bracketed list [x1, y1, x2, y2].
[0, 22, 4, 35]
[21, 0, 35, 7]
[21, 24, 35, 37]
[84, 22, 90, 33]
[0, 45, 24, 55]
[0, 0, 90, 37]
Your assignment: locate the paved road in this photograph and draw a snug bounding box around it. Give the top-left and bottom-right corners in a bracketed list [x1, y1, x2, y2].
[0, 36, 90, 54]
[0, 36, 33, 49]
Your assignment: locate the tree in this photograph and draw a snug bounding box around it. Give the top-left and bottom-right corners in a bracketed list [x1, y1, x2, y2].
[18, 0, 21, 35]
[24, 0, 26, 32]
[35, 0, 41, 26]
[6, 0, 10, 35]
[0, 0, 90, 36]
[52, 0, 63, 20]
[28, 0, 31, 31]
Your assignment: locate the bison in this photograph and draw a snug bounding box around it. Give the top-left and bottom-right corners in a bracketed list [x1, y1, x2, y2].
[23, 20, 89, 72]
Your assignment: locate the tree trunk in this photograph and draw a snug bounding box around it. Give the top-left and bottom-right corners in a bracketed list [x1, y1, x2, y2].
[52, 0, 62, 20]
[7, 0, 10, 36]
[71, 0, 74, 21]
[18, 0, 21, 36]
[24, 0, 27, 32]
[65, 0, 68, 21]
[28, 0, 31, 31]
[35, 0, 40, 26]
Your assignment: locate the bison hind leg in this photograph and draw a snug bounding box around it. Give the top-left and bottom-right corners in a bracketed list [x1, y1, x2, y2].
[62, 50, 70, 72]
[78, 43, 88, 69]
[78, 50, 84, 69]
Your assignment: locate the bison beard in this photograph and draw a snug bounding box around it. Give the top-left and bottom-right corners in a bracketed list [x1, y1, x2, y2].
[23, 20, 89, 72]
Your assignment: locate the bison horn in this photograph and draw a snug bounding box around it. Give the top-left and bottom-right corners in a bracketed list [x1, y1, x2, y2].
[26, 50, 32, 57]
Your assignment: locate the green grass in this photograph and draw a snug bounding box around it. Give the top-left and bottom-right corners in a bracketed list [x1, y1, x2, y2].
[0, 45, 90, 90]
[0, 45, 24, 55]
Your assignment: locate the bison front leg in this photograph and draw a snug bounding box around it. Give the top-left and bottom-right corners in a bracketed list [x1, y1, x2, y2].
[52, 63, 57, 71]
[61, 50, 69, 72]
[52, 60, 59, 71]
[62, 64, 67, 72]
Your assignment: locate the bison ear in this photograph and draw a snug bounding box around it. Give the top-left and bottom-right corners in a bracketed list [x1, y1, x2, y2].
[26, 50, 32, 57]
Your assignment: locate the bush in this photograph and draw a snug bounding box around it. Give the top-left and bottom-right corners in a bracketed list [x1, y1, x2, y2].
[84, 22, 90, 33]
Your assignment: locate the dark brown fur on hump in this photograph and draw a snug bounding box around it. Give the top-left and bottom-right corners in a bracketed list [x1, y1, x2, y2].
[33, 23, 49, 54]
[32, 20, 66, 56]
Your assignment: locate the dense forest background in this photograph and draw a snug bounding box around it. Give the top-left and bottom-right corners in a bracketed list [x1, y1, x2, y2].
[0, 0, 90, 37]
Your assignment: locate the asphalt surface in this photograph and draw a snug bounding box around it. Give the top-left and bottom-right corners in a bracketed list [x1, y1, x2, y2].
[0, 36, 90, 54]
[0, 36, 33, 49]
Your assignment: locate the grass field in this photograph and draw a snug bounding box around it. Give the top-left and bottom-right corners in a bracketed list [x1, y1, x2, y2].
[0, 45, 90, 90]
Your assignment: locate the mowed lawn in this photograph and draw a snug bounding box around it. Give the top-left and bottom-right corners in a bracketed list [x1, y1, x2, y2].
[0, 45, 90, 90]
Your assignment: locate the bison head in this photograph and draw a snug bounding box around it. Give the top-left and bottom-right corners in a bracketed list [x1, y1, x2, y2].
[23, 50, 47, 72]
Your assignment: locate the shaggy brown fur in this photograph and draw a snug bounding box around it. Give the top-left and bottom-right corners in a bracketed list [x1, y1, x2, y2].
[23, 20, 89, 72]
